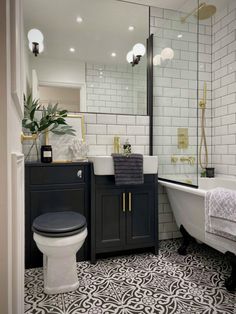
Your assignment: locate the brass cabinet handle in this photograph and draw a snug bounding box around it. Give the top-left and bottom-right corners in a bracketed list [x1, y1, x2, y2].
[122, 193, 126, 212]
[128, 192, 132, 212]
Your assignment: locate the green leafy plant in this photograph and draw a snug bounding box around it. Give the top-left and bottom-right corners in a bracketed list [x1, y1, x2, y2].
[22, 94, 76, 160]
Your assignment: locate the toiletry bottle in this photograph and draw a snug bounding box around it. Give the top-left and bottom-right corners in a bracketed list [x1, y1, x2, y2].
[123, 139, 131, 155]
[41, 145, 53, 163]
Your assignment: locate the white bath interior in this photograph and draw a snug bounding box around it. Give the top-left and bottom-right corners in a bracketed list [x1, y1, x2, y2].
[160, 177, 236, 255]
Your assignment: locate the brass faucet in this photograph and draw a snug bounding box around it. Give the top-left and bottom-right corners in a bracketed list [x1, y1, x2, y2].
[21, 132, 38, 143]
[113, 136, 120, 154]
[199, 81, 207, 109]
[171, 156, 178, 164]
[180, 156, 195, 165]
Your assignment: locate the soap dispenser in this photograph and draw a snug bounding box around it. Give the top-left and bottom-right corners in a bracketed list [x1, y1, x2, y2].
[123, 139, 131, 155]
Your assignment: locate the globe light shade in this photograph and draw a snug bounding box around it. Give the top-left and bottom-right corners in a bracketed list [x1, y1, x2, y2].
[126, 50, 134, 63]
[161, 47, 174, 60]
[133, 43, 146, 57]
[27, 29, 44, 44]
[28, 41, 44, 53]
[153, 54, 162, 66]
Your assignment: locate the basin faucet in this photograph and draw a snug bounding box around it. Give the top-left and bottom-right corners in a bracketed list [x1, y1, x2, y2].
[113, 136, 120, 154]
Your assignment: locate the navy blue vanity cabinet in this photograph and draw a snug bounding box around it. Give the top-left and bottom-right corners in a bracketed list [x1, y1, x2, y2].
[95, 187, 126, 252]
[25, 162, 91, 269]
[91, 173, 158, 263]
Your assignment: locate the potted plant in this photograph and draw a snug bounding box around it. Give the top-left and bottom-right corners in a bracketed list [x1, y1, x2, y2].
[22, 94, 75, 161]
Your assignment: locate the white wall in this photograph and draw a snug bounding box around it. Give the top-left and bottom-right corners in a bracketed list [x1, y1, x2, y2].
[212, 0, 236, 176]
[0, 0, 24, 313]
[150, 6, 213, 240]
[86, 62, 146, 115]
[29, 56, 86, 85]
[84, 113, 149, 155]
[29, 56, 147, 115]
[151, 6, 212, 185]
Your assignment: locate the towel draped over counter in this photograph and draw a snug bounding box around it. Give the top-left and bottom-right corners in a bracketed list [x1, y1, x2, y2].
[205, 187, 236, 242]
[112, 154, 144, 185]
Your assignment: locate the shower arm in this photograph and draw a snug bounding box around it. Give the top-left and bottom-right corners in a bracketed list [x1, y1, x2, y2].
[181, 2, 206, 23]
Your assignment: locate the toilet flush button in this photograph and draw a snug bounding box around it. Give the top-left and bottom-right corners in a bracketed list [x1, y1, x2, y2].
[77, 170, 83, 178]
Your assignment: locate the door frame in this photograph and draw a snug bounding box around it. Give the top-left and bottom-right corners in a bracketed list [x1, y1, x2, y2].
[0, 0, 10, 312]
[0, 0, 25, 313]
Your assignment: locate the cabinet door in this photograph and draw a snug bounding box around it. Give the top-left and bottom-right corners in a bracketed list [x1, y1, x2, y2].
[96, 188, 125, 252]
[27, 187, 87, 268]
[126, 186, 155, 246]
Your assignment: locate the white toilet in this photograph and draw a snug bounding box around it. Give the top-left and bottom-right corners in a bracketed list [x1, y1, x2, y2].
[33, 211, 87, 294]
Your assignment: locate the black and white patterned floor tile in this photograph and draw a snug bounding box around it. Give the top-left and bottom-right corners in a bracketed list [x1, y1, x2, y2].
[25, 240, 236, 314]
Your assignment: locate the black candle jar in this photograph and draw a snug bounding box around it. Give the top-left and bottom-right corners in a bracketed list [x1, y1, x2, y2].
[41, 145, 53, 163]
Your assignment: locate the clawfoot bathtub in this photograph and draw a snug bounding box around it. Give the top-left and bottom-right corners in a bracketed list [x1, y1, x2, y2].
[159, 177, 236, 291]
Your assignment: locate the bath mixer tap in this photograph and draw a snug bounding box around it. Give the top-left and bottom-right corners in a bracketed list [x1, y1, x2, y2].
[180, 156, 195, 165]
[171, 156, 178, 164]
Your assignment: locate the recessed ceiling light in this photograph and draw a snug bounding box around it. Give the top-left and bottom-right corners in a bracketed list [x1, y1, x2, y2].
[100, 71, 103, 75]
[76, 16, 83, 23]
[177, 34, 183, 38]
[128, 25, 135, 31]
[69, 47, 75, 52]
[111, 52, 116, 57]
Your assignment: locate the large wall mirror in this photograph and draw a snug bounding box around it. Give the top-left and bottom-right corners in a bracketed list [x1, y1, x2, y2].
[23, 0, 149, 115]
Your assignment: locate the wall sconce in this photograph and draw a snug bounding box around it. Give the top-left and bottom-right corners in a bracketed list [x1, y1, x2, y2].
[28, 29, 44, 57]
[153, 48, 174, 67]
[153, 54, 162, 66]
[126, 43, 146, 67]
[161, 47, 174, 61]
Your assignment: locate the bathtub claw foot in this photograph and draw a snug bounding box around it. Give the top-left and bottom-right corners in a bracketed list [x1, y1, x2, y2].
[178, 225, 192, 256]
[225, 252, 236, 292]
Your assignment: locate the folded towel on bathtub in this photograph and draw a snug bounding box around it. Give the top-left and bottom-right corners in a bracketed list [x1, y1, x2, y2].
[205, 187, 236, 241]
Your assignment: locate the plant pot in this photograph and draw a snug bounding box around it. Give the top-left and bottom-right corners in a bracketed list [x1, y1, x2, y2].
[24, 138, 40, 162]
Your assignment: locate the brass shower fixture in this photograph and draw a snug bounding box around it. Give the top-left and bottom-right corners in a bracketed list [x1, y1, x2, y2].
[181, 2, 216, 23]
[199, 81, 207, 109]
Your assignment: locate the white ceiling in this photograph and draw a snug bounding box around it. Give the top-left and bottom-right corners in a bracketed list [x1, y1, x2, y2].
[23, 0, 149, 65]
[23, 0, 233, 65]
[122, 0, 232, 13]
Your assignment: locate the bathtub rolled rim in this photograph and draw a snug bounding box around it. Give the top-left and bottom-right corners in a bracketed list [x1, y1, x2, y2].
[159, 179, 206, 197]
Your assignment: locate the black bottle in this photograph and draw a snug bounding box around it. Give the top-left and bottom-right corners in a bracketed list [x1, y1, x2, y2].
[41, 145, 53, 163]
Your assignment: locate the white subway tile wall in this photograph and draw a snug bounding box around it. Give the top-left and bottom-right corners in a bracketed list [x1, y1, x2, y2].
[23, 113, 149, 159]
[84, 113, 150, 156]
[86, 63, 146, 115]
[151, 6, 212, 184]
[150, 6, 212, 240]
[212, 1, 236, 176]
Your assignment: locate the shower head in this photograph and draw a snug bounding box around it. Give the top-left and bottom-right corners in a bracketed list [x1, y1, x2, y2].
[181, 3, 216, 23]
[196, 4, 216, 20]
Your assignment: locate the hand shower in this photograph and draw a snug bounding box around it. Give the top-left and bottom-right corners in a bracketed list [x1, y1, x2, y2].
[199, 82, 208, 169]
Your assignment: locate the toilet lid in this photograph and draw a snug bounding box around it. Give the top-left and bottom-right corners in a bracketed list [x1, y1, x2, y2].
[32, 211, 87, 237]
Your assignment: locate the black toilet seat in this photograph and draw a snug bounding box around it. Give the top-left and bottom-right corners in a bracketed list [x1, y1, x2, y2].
[32, 211, 87, 238]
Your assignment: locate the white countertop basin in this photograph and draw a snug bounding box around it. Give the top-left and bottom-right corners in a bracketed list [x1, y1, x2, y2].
[88, 155, 158, 175]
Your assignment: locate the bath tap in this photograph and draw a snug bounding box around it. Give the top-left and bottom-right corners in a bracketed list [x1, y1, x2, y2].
[180, 156, 195, 165]
[171, 156, 178, 164]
